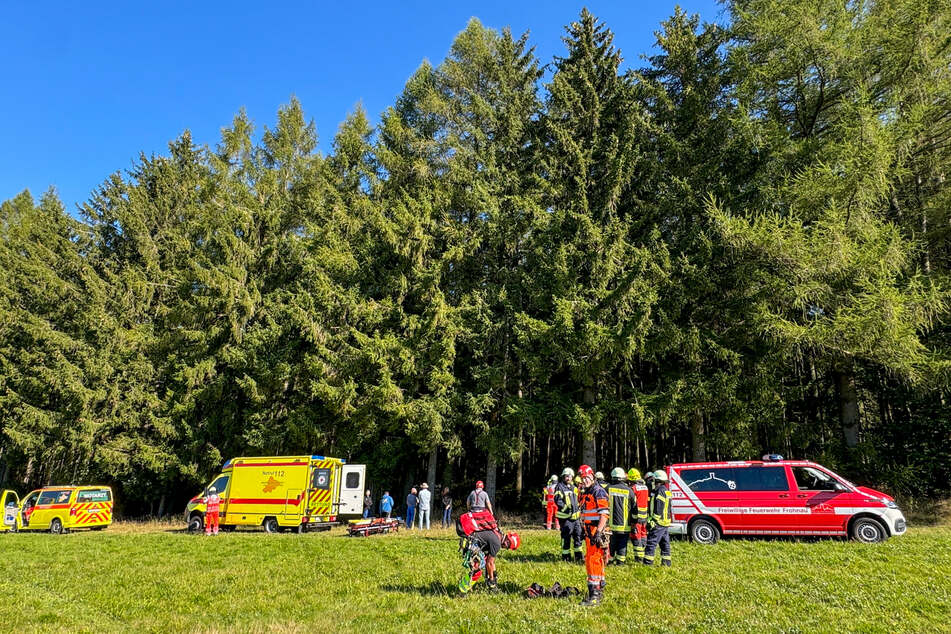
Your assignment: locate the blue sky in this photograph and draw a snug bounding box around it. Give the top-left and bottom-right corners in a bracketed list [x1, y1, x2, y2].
[1, 2, 722, 212]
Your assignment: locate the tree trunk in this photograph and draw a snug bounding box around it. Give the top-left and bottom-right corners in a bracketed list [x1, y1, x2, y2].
[581, 385, 597, 468]
[835, 359, 860, 448]
[157, 494, 166, 518]
[486, 452, 498, 510]
[691, 411, 706, 461]
[427, 446, 437, 489]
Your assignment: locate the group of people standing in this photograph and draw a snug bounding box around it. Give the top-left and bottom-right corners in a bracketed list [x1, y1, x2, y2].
[546, 465, 672, 606]
[362, 485, 454, 529]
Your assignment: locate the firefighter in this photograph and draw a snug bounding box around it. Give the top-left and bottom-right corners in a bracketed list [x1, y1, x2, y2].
[628, 468, 649, 563]
[578, 464, 609, 606]
[643, 469, 672, 567]
[595, 471, 606, 488]
[543, 475, 559, 530]
[458, 508, 520, 593]
[554, 467, 583, 562]
[606, 467, 636, 565]
[204, 486, 221, 536]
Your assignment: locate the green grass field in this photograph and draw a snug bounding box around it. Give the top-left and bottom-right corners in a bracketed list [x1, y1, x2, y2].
[2, 522, 949, 633]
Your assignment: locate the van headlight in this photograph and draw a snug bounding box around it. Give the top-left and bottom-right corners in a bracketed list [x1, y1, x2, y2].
[886, 500, 899, 510]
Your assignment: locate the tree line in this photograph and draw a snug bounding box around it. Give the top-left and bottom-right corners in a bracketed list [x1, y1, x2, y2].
[1, 1, 949, 516]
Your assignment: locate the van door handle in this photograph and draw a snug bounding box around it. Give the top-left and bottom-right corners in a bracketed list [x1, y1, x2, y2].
[797, 494, 809, 498]
[778, 494, 789, 498]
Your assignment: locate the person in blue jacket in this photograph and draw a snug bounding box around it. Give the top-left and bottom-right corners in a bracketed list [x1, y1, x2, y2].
[379, 490, 394, 519]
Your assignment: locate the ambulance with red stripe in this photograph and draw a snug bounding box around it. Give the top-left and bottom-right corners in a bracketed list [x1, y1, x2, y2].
[185, 455, 365, 533]
[667, 456, 906, 544]
[1, 486, 113, 534]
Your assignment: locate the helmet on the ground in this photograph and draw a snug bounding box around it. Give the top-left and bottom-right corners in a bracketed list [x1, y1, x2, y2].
[595, 471, 605, 481]
[476, 480, 484, 489]
[611, 467, 627, 481]
[578, 465, 594, 479]
[561, 467, 575, 479]
[627, 468, 642, 481]
[549, 475, 558, 483]
[653, 470, 668, 482]
[503, 531, 521, 550]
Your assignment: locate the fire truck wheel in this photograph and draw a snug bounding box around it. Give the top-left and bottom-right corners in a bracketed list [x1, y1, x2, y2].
[50, 518, 65, 535]
[188, 514, 204, 533]
[263, 517, 281, 534]
[689, 518, 720, 544]
[851, 517, 886, 543]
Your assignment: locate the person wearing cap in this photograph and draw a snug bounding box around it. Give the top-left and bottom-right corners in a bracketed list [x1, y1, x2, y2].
[627, 468, 649, 563]
[203, 486, 221, 536]
[417, 483, 432, 529]
[406, 487, 418, 530]
[543, 475, 559, 530]
[578, 464, 609, 606]
[466, 480, 493, 515]
[554, 467, 583, 562]
[643, 469, 672, 567]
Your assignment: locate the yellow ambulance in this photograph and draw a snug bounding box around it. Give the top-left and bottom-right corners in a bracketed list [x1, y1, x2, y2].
[1, 486, 114, 534]
[185, 455, 366, 533]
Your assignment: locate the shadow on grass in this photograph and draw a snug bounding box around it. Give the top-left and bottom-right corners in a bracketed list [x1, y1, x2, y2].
[381, 580, 523, 596]
[507, 552, 571, 564]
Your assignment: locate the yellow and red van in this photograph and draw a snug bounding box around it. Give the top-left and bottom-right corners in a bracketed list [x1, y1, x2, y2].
[185, 455, 366, 533]
[1, 486, 113, 534]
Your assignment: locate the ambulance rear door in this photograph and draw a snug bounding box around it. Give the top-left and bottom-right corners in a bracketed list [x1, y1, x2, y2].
[1, 490, 19, 530]
[336, 464, 365, 516]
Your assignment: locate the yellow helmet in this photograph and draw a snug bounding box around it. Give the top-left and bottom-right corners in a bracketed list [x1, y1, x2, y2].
[573, 475, 581, 485]
[627, 468, 642, 481]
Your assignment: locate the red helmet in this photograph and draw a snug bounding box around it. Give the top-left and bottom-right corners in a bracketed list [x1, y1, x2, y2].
[503, 531, 521, 550]
[475, 480, 484, 489]
[578, 464, 594, 479]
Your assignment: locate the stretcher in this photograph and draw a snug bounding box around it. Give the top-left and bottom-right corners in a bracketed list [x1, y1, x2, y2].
[347, 517, 400, 537]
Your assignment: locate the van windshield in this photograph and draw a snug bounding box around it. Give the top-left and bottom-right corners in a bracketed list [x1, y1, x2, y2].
[207, 475, 229, 495]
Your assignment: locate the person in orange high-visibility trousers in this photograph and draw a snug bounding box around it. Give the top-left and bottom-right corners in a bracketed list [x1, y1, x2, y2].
[204, 486, 221, 536]
[578, 464, 609, 606]
[543, 475, 559, 530]
[628, 468, 649, 563]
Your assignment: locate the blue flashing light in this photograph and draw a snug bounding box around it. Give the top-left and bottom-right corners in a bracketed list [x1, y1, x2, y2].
[222, 459, 232, 469]
[312, 455, 324, 460]
[762, 454, 784, 462]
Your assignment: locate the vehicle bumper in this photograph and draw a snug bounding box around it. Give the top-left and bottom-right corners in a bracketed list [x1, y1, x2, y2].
[669, 520, 687, 535]
[882, 508, 907, 536]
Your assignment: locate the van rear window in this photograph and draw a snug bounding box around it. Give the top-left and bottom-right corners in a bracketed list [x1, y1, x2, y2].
[681, 466, 789, 492]
[76, 489, 111, 502]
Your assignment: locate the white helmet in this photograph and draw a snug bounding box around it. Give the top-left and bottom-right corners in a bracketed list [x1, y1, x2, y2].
[209, 486, 217, 493]
[561, 467, 575, 479]
[653, 470, 668, 482]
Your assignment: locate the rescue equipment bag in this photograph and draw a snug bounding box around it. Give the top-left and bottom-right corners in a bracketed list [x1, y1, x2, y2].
[456, 509, 498, 537]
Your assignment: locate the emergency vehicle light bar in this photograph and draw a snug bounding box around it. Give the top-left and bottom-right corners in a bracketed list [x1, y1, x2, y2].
[762, 454, 784, 462]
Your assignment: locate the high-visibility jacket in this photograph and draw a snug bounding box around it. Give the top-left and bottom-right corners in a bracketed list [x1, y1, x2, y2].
[579, 484, 609, 526]
[554, 482, 580, 520]
[632, 480, 649, 525]
[543, 485, 556, 506]
[204, 494, 221, 514]
[606, 481, 636, 532]
[649, 484, 672, 527]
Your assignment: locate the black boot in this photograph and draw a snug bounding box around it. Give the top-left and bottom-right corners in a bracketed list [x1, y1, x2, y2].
[580, 584, 602, 606]
[574, 551, 584, 563]
[562, 553, 571, 562]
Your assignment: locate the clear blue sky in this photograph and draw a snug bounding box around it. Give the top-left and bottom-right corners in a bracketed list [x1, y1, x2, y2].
[2, 2, 722, 212]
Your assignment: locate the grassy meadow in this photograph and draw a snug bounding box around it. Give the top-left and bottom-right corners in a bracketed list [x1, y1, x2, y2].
[2, 521, 949, 633]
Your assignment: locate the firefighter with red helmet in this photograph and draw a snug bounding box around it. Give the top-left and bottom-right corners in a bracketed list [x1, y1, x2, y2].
[643, 469, 672, 566]
[543, 475, 559, 530]
[628, 468, 649, 563]
[578, 464, 609, 606]
[554, 467, 583, 562]
[203, 486, 221, 536]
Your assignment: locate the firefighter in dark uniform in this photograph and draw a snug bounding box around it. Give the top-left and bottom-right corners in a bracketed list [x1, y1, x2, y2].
[643, 469, 672, 567]
[606, 467, 636, 565]
[628, 468, 649, 563]
[578, 464, 609, 606]
[554, 467, 583, 562]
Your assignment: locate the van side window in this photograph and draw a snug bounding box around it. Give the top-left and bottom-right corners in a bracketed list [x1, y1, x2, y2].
[682, 468, 739, 491]
[345, 472, 360, 489]
[37, 491, 62, 505]
[793, 467, 838, 491]
[77, 490, 112, 503]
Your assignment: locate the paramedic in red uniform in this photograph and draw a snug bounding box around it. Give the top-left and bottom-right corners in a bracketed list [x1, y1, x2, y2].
[204, 486, 221, 536]
[578, 464, 609, 606]
[543, 475, 559, 530]
[628, 468, 649, 563]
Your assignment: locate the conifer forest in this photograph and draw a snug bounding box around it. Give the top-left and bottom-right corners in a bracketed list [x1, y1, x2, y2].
[2, 1, 950, 515]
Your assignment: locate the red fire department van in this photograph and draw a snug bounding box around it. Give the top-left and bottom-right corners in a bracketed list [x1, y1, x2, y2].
[667, 456, 906, 544]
